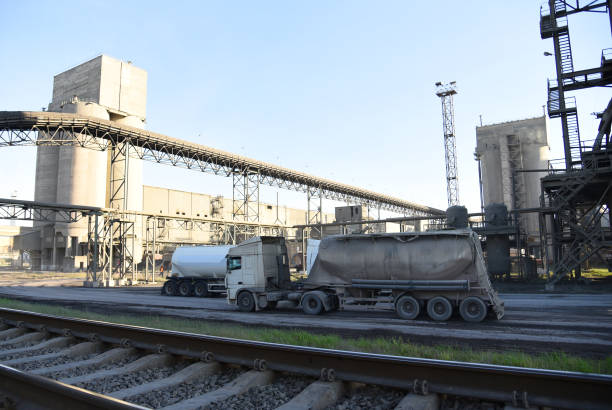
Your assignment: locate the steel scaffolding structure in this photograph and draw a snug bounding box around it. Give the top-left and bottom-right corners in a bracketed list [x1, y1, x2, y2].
[539, 0, 612, 285]
[0, 198, 93, 223]
[0, 198, 288, 285]
[435, 82, 460, 207]
[0, 111, 443, 217]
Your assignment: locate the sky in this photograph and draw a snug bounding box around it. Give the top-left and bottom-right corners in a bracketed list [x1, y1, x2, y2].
[0, 1, 610, 218]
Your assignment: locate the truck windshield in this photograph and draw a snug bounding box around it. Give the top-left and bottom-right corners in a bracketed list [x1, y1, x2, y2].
[227, 256, 241, 271]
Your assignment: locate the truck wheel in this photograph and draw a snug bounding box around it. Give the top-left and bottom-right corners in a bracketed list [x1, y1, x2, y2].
[194, 280, 209, 297]
[459, 297, 487, 322]
[178, 280, 193, 297]
[427, 296, 453, 321]
[237, 291, 255, 312]
[302, 293, 323, 315]
[162, 280, 177, 296]
[395, 295, 420, 320]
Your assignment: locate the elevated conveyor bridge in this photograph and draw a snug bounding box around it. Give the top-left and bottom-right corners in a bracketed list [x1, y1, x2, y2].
[0, 111, 443, 217]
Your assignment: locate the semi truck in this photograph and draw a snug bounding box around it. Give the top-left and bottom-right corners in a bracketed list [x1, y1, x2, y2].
[162, 239, 321, 297]
[161, 245, 233, 297]
[225, 230, 504, 322]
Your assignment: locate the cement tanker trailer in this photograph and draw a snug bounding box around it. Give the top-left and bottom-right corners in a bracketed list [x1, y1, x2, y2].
[225, 230, 504, 322]
[162, 245, 234, 297]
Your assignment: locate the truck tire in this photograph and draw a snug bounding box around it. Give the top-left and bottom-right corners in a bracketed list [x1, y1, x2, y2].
[178, 280, 193, 297]
[162, 280, 177, 296]
[427, 296, 453, 321]
[237, 291, 255, 312]
[194, 280, 209, 297]
[459, 297, 487, 322]
[395, 295, 420, 320]
[302, 293, 323, 315]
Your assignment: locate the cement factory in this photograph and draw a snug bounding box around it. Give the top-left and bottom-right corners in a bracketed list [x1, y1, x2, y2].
[0, 2, 612, 408]
[0, 1, 610, 293]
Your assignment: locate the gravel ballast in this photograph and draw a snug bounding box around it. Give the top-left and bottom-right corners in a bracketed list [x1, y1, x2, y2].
[17, 352, 99, 371]
[202, 374, 313, 410]
[326, 385, 405, 410]
[0, 343, 77, 361]
[129, 366, 244, 409]
[47, 354, 140, 380]
[77, 362, 189, 394]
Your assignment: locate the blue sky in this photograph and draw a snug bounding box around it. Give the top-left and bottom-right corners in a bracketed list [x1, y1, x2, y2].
[0, 1, 609, 216]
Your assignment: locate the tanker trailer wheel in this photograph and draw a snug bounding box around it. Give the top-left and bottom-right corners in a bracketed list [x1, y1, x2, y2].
[395, 295, 420, 320]
[178, 280, 193, 297]
[237, 291, 255, 312]
[193, 280, 209, 298]
[427, 296, 453, 321]
[162, 280, 178, 296]
[459, 297, 487, 323]
[301, 293, 323, 315]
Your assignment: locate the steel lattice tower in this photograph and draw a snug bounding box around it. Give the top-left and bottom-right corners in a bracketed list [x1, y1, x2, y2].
[435, 81, 459, 207]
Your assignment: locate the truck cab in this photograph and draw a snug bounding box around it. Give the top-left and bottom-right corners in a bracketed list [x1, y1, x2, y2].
[225, 236, 291, 311]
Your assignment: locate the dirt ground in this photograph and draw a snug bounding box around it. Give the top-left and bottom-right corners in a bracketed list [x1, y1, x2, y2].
[0, 271, 611, 359]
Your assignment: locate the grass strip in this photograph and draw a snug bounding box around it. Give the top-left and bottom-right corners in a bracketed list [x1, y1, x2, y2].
[0, 297, 610, 375]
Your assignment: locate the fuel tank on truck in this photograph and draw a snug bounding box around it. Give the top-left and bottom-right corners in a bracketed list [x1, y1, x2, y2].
[306, 230, 477, 285]
[170, 245, 234, 279]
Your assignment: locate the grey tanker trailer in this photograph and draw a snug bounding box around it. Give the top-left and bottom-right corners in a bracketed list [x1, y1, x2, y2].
[225, 230, 504, 322]
[162, 245, 234, 297]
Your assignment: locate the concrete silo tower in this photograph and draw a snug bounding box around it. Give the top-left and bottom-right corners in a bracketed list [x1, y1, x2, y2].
[34, 55, 146, 271]
[475, 116, 550, 257]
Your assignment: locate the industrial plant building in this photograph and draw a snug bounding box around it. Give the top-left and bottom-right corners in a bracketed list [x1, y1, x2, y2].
[475, 116, 550, 256]
[17, 55, 336, 271]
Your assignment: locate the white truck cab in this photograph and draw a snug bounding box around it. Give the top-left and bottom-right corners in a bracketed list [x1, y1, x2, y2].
[225, 236, 291, 311]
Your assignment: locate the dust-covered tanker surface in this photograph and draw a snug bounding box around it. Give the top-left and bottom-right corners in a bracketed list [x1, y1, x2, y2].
[306, 231, 476, 283]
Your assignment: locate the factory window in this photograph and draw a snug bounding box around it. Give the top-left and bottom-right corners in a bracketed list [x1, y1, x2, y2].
[227, 256, 241, 271]
[267, 205, 273, 210]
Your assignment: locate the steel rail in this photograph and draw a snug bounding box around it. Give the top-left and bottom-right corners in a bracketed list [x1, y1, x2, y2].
[0, 364, 147, 410]
[1, 307, 610, 409]
[0, 111, 444, 216]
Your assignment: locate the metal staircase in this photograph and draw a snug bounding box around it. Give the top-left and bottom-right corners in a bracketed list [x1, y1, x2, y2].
[539, 0, 612, 288]
[549, 197, 611, 285]
[545, 169, 595, 210]
[541, 0, 583, 168]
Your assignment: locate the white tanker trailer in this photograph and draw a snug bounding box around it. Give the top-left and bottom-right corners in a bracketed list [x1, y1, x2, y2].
[162, 245, 234, 297]
[225, 230, 504, 322]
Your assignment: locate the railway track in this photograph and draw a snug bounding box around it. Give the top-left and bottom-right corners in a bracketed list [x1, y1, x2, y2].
[0, 307, 610, 410]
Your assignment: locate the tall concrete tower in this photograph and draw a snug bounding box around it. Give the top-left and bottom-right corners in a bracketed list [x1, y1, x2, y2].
[475, 116, 550, 255]
[34, 55, 147, 271]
